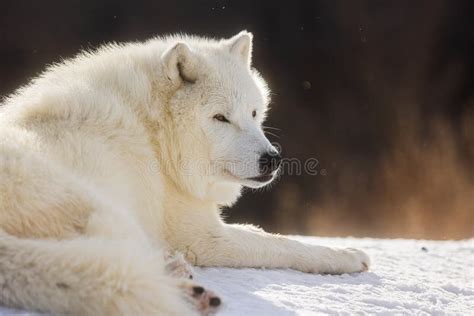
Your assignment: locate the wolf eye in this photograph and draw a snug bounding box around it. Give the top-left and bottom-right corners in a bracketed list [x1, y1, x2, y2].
[252, 110, 257, 118]
[213, 114, 230, 123]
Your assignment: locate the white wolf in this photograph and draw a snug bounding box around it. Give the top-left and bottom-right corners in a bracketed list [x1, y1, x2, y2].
[0, 31, 370, 315]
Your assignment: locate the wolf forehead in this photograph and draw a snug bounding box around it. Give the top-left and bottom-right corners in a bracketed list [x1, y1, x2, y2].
[156, 31, 271, 112]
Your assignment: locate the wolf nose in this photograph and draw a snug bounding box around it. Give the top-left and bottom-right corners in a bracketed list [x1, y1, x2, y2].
[259, 151, 282, 174]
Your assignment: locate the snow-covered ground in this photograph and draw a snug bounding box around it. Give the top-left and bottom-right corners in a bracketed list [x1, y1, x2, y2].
[1, 237, 473, 315]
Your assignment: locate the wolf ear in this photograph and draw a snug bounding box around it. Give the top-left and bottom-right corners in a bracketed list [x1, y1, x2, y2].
[161, 42, 198, 85]
[227, 31, 253, 67]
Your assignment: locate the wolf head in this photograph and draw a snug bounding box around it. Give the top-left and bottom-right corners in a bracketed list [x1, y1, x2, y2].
[154, 31, 281, 205]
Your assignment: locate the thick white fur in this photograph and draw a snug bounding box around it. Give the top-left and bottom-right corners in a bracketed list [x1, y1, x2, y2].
[0, 31, 370, 315]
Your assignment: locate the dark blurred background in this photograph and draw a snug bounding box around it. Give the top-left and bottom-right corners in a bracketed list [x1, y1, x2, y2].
[1, 0, 473, 239]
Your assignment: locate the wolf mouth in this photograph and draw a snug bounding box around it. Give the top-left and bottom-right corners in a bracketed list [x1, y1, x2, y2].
[223, 169, 274, 184]
[246, 174, 274, 183]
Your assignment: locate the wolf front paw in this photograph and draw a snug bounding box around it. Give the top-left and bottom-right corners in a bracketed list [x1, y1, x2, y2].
[165, 250, 194, 279]
[339, 248, 371, 273]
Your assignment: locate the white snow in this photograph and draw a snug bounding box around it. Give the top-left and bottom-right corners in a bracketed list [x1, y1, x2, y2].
[1, 237, 473, 315]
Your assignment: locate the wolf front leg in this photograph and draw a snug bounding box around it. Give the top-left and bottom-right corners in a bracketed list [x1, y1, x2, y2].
[182, 223, 370, 274]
